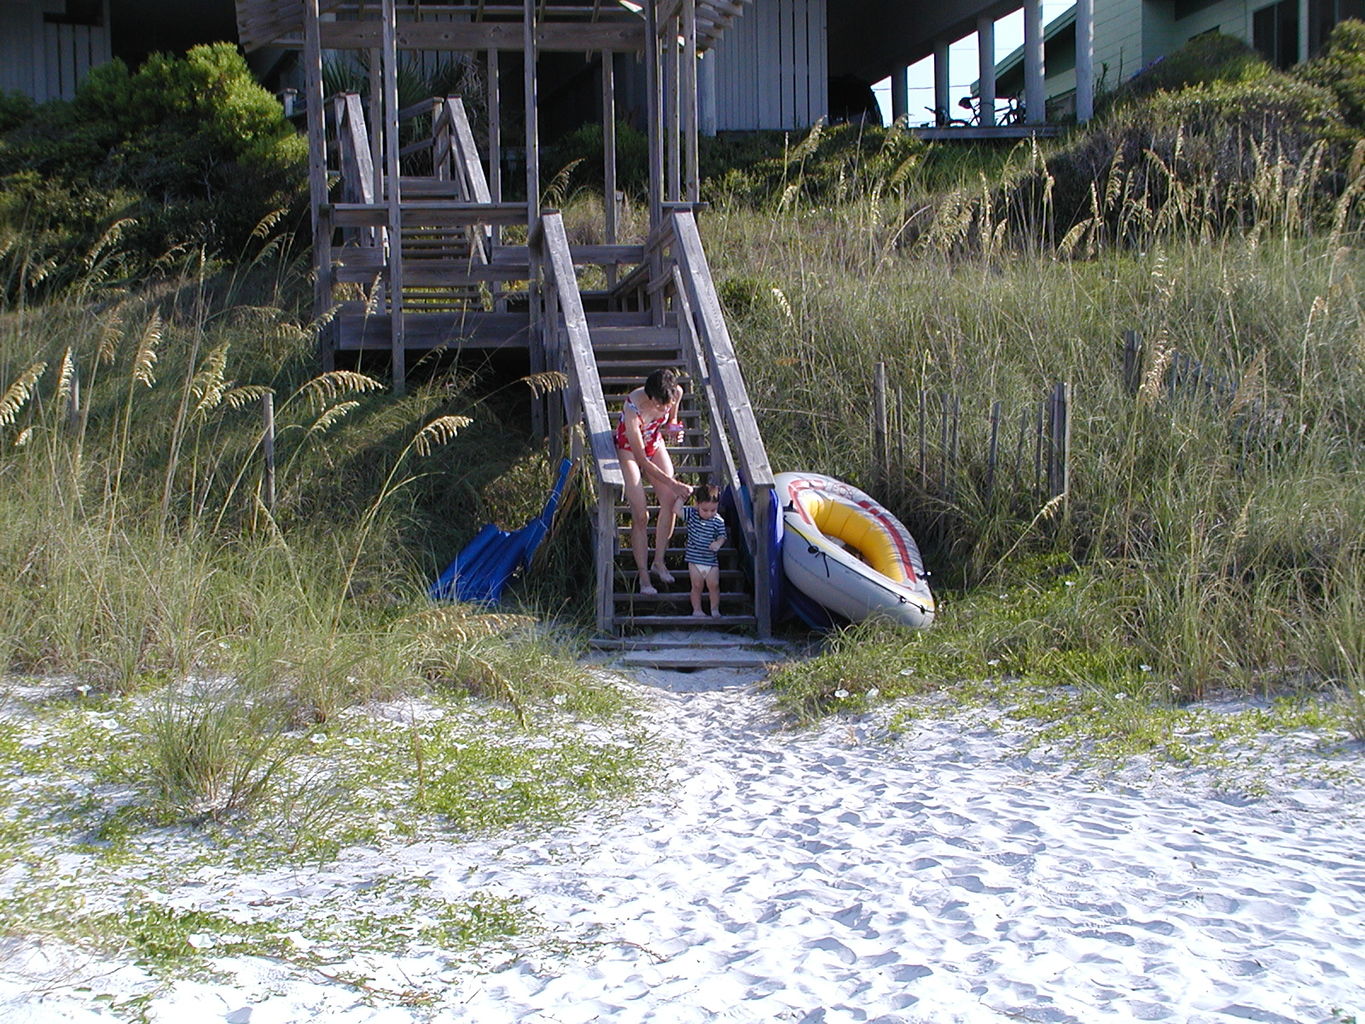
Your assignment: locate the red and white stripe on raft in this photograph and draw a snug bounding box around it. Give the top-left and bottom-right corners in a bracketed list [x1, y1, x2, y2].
[776, 472, 936, 629]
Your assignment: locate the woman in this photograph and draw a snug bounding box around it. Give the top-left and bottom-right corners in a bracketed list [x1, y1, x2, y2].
[614, 367, 692, 595]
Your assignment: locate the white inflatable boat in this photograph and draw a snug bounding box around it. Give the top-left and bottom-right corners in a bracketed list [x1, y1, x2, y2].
[776, 472, 935, 629]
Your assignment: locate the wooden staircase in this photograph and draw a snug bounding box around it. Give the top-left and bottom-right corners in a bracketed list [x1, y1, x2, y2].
[318, 90, 776, 639]
[588, 315, 758, 632]
[536, 210, 777, 638]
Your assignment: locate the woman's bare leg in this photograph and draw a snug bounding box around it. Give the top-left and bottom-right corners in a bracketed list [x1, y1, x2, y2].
[649, 447, 682, 583]
[621, 455, 655, 593]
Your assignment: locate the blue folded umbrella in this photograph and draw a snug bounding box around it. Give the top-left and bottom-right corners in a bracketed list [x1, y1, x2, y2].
[430, 458, 573, 604]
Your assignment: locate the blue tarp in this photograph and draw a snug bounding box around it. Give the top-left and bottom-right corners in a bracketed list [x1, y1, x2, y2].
[429, 458, 573, 605]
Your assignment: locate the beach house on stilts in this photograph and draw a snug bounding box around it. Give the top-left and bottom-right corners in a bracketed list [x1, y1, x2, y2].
[231, 0, 776, 637]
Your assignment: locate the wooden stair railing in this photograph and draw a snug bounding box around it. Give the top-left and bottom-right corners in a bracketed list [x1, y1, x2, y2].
[532, 212, 623, 632]
[535, 208, 775, 637]
[667, 210, 776, 638]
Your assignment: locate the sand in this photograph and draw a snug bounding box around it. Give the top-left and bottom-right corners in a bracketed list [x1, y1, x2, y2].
[2, 658, 1363, 1024]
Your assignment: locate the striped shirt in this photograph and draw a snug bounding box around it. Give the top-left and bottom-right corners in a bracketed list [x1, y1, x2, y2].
[683, 506, 727, 567]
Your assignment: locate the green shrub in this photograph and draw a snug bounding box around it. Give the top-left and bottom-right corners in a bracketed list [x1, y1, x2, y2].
[0, 44, 306, 299]
[0, 91, 33, 134]
[545, 120, 650, 199]
[1040, 72, 1345, 234]
[1299, 19, 1365, 131]
[1102, 33, 1270, 113]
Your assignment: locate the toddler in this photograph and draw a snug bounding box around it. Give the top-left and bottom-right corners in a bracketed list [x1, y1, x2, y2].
[677, 485, 728, 618]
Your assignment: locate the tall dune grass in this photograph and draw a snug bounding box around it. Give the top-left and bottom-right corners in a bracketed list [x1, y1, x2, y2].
[713, 125, 1365, 707]
[0, 243, 603, 830]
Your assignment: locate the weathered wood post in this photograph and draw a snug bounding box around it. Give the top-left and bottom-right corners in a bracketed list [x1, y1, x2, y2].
[66, 363, 81, 433]
[1122, 329, 1142, 395]
[602, 50, 619, 291]
[986, 399, 1001, 501]
[1048, 381, 1070, 498]
[381, 0, 405, 394]
[873, 361, 888, 494]
[918, 388, 927, 483]
[262, 392, 276, 513]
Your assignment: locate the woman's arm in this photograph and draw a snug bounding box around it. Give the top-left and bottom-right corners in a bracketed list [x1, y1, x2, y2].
[663, 385, 685, 441]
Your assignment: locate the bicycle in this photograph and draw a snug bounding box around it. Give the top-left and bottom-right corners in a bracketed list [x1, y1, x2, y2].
[924, 105, 972, 129]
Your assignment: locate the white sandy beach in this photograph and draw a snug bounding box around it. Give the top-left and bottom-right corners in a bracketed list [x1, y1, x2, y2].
[2, 655, 1364, 1024]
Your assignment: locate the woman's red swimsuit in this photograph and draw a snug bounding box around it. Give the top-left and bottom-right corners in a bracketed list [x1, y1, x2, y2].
[614, 397, 671, 458]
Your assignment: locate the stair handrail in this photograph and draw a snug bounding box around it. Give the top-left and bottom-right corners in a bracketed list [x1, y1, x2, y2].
[667, 210, 775, 637]
[532, 212, 623, 491]
[433, 96, 494, 261]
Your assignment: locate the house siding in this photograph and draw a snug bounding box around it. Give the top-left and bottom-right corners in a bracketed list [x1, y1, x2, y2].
[0, 0, 112, 102]
[1095, 0, 1259, 92]
[709, 0, 828, 130]
[1095, 0, 1146, 86]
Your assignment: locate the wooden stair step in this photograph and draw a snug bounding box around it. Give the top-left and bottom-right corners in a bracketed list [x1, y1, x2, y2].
[612, 613, 756, 628]
[612, 589, 750, 603]
[610, 646, 779, 670]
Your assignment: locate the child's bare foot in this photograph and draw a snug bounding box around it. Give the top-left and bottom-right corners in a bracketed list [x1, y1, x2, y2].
[652, 562, 675, 585]
[691, 609, 706, 618]
[710, 609, 722, 618]
[638, 571, 657, 596]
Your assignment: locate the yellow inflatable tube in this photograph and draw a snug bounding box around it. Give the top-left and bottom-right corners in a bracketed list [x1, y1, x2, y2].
[777, 472, 935, 629]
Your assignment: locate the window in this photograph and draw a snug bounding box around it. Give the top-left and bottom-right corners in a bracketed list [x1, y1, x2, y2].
[43, 0, 103, 27]
[1309, 0, 1365, 54]
[1253, 0, 1299, 67]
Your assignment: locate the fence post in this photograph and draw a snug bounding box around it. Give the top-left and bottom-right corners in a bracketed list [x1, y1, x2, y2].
[1122, 329, 1142, 395]
[262, 392, 276, 513]
[66, 364, 81, 433]
[1048, 381, 1070, 499]
[918, 388, 928, 484]
[986, 399, 1001, 501]
[873, 361, 888, 494]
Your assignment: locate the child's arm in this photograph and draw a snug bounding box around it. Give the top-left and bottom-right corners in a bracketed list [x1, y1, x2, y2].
[709, 517, 727, 552]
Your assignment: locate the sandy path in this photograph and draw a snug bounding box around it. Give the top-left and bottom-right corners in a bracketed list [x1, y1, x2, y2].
[3, 666, 1364, 1023]
[437, 670, 1365, 1024]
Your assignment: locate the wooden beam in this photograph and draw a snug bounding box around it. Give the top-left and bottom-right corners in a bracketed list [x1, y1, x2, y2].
[644, 0, 662, 234]
[602, 50, 617, 247]
[382, 0, 406, 393]
[318, 20, 646, 52]
[328, 201, 530, 228]
[665, 14, 680, 203]
[303, 0, 332, 366]
[526, 0, 543, 439]
[682, 0, 698, 202]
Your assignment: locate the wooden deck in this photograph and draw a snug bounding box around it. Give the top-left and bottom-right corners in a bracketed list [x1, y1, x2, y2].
[237, 0, 773, 636]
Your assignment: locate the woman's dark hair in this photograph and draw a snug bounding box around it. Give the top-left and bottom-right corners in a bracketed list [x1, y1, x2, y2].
[644, 367, 682, 404]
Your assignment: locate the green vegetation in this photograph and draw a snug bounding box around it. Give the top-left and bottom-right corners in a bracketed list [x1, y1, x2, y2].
[721, 31, 1365, 746]
[0, 43, 306, 300]
[3, 26, 1365, 983]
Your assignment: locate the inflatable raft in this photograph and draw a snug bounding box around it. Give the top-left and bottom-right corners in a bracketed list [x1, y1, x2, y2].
[776, 472, 935, 629]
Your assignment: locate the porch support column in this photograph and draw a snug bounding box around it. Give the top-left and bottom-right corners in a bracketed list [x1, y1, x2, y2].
[891, 65, 908, 125]
[523, 0, 540, 231]
[977, 15, 999, 126]
[381, 0, 405, 392]
[1298, 0, 1310, 62]
[698, 49, 717, 135]
[302, 0, 332, 367]
[1076, 0, 1094, 121]
[933, 40, 950, 124]
[645, 0, 662, 232]
[977, 15, 996, 127]
[1023, 0, 1046, 125]
[682, 0, 699, 203]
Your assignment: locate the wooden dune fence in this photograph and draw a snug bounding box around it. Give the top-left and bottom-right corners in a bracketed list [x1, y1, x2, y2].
[870, 361, 1071, 534]
[868, 332, 1286, 534]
